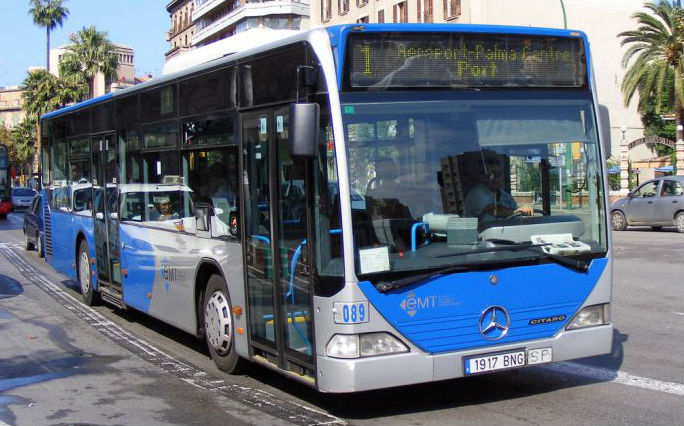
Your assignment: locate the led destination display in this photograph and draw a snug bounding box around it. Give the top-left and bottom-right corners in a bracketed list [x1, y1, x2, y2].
[347, 33, 587, 89]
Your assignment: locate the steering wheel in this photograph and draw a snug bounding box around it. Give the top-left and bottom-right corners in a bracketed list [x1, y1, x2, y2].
[504, 208, 547, 220]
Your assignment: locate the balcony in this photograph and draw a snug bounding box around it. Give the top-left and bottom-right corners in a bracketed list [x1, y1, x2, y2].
[193, 0, 236, 21]
[193, 1, 309, 45]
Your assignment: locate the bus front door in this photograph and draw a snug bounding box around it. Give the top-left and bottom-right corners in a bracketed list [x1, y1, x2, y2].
[242, 108, 315, 375]
[92, 133, 123, 302]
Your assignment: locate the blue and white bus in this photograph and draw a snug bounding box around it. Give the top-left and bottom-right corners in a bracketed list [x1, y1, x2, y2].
[39, 24, 612, 392]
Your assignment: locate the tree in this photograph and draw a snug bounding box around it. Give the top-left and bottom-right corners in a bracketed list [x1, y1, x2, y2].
[21, 69, 86, 121]
[59, 26, 119, 99]
[619, 1, 684, 132]
[11, 120, 37, 180]
[29, 0, 70, 73]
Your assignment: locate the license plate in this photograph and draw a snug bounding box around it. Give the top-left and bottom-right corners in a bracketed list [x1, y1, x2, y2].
[464, 349, 526, 375]
[464, 347, 553, 375]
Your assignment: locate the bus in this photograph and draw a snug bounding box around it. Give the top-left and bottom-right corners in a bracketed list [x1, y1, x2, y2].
[0, 143, 11, 219]
[39, 24, 612, 393]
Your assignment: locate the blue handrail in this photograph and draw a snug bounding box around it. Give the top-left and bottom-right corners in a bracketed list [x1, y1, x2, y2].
[410, 222, 429, 251]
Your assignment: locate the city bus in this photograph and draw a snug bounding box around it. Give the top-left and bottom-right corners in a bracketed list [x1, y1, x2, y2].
[39, 24, 612, 392]
[0, 143, 11, 218]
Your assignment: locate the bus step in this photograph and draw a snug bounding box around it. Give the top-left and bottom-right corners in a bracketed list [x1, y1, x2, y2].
[100, 287, 126, 310]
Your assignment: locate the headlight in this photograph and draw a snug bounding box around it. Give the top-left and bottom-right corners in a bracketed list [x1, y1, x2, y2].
[566, 304, 610, 330]
[326, 333, 409, 359]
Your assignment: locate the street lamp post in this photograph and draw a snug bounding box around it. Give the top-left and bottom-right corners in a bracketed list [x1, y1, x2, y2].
[620, 126, 630, 192]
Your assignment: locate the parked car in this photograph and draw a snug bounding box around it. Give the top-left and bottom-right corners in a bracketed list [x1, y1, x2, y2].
[610, 176, 684, 233]
[12, 187, 38, 211]
[22, 194, 45, 257]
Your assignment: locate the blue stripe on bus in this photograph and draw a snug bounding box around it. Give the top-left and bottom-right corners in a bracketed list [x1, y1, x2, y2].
[41, 93, 114, 120]
[357, 258, 607, 354]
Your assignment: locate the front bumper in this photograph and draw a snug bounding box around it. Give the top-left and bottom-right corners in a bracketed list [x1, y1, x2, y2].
[315, 324, 613, 393]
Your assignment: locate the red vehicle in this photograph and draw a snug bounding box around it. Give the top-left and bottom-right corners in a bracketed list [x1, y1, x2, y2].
[0, 144, 11, 219]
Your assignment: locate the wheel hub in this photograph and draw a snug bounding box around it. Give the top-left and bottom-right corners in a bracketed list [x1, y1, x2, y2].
[79, 251, 90, 295]
[205, 290, 232, 355]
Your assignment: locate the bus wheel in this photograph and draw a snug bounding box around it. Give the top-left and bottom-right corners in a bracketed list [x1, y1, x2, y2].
[78, 240, 100, 306]
[611, 211, 627, 231]
[203, 274, 245, 373]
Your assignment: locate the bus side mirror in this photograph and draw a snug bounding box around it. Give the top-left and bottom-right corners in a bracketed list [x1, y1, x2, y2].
[598, 104, 611, 160]
[289, 103, 319, 158]
[195, 202, 211, 232]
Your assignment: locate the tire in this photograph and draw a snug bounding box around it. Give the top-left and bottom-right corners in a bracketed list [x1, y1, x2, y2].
[37, 233, 44, 258]
[676, 212, 684, 233]
[78, 240, 100, 306]
[651, 226, 663, 231]
[203, 274, 246, 373]
[24, 230, 35, 251]
[611, 210, 627, 231]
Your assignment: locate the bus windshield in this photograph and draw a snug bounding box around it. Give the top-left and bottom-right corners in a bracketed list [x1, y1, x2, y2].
[340, 91, 607, 278]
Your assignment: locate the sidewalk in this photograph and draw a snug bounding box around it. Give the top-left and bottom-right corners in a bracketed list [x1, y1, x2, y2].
[0, 244, 267, 426]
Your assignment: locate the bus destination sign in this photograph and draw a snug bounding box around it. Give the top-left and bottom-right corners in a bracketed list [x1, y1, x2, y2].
[347, 33, 587, 89]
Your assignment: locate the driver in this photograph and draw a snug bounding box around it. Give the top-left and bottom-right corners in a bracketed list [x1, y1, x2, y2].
[464, 158, 534, 221]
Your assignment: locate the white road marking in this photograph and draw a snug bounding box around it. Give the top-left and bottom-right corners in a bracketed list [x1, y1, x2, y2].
[543, 362, 684, 396]
[670, 311, 684, 316]
[0, 244, 346, 426]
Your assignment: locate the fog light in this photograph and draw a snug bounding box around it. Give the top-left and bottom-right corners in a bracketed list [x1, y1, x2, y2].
[566, 304, 609, 330]
[326, 333, 409, 359]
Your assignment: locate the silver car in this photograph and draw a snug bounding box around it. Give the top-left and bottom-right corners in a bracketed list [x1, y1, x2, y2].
[610, 176, 684, 232]
[11, 187, 38, 212]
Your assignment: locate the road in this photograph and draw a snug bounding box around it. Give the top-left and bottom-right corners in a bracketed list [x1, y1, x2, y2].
[1, 211, 682, 426]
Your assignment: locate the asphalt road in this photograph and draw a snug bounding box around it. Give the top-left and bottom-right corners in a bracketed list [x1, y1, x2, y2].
[1, 212, 682, 426]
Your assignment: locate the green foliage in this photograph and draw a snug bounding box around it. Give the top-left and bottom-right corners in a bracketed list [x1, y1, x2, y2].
[59, 26, 119, 98]
[11, 120, 37, 177]
[29, 0, 69, 31]
[606, 159, 622, 191]
[29, 0, 69, 72]
[619, 2, 684, 123]
[21, 69, 86, 121]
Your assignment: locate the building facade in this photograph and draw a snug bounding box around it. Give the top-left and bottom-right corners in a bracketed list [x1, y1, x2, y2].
[192, 0, 310, 47]
[166, 0, 197, 61]
[311, 0, 653, 168]
[0, 86, 25, 130]
[50, 43, 136, 96]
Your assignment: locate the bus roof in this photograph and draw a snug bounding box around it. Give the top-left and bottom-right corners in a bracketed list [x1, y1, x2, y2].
[41, 23, 589, 121]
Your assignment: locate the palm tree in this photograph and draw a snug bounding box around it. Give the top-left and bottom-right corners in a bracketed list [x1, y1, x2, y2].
[619, 1, 684, 129]
[11, 120, 37, 181]
[29, 0, 70, 73]
[21, 69, 86, 121]
[59, 26, 119, 99]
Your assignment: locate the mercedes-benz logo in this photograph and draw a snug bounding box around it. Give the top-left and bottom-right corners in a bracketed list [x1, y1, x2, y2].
[478, 306, 510, 340]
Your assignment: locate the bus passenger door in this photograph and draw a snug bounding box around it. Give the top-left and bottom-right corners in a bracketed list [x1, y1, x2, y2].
[242, 109, 314, 374]
[92, 133, 123, 300]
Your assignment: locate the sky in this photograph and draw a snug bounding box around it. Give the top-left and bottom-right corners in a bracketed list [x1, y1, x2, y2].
[0, 0, 169, 87]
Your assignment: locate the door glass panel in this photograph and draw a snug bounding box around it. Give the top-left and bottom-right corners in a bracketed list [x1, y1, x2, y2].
[106, 136, 121, 288]
[244, 113, 276, 345]
[92, 138, 110, 283]
[275, 109, 312, 356]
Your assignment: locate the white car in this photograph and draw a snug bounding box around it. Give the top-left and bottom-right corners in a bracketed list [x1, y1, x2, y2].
[11, 187, 38, 211]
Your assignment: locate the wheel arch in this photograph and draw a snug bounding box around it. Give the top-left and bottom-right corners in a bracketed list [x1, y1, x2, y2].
[193, 258, 225, 339]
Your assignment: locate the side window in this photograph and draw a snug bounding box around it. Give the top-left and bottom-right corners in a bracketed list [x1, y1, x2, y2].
[634, 181, 658, 198]
[661, 180, 683, 197]
[183, 145, 239, 239]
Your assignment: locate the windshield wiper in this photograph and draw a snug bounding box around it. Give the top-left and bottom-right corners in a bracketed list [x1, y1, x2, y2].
[374, 242, 590, 293]
[375, 264, 471, 293]
[435, 241, 550, 258]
